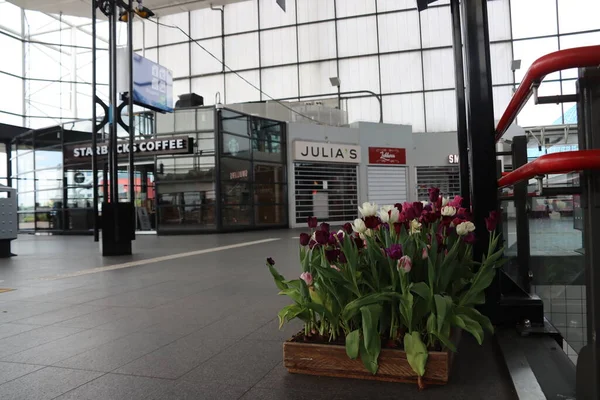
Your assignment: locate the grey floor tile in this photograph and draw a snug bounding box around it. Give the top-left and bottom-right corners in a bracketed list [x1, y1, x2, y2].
[54, 373, 170, 400]
[240, 387, 335, 400]
[147, 381, 248, 400]
[0, 323, 38, 340]
[14, 305, 107, 326]
[182, 339, 282, 389]
[53, 307, 143, 329]
[93, 310, 163, 333]
[55, 332, 175, 372]
[0, 367, 103, 400]
[114, 335, 234, 379]
[256, 363, 346, 395]
[245, 318, 303, 342]
[2, 329, 129, 365]
[0, 361, 44, 385]
[0, 326, 83, 358]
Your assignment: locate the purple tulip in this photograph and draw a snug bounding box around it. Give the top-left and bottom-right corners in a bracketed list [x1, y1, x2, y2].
[485, 210, 501, 232]
[385, 244, 403, 260]
[299, 233, 310, 246]
[320, 222, 330, 232]
[325, 248, 340, 263]
[343, 222, 353, 234]
[412, 202, 424, 217]
[315, 230, 329, 245]
[327, 233, 338, 246]
[428, 187, 440, 203]
[307, 216, 318, 228]
[339, 251, 347, 263]
[267, 257, 275, 266]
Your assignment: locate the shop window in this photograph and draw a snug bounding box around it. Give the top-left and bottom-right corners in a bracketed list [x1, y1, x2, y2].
[222, 205, 251, 226]
[16, 173, 35, 193]
[157, 156, 215, 181]
[255, 204, 286, 225]
[254, 164, 285, 184]
[221, 110, 249, 136]
[36, 189, 63, 209]
[36, 169, 63, 191]
[159, 205, 216, 229]
[221, 157, 251, 181]
[222, 133, 251, 159]
[17, 192, 35, 212]
[222, 181, 251, 205]
[18, 213, 35, 230]
[254, 184, 286, 205]
[17, 152, 34, 174]
[35, 148, 63, 171]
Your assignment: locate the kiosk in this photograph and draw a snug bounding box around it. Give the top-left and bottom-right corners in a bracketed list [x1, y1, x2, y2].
[0, 184, 17, 258]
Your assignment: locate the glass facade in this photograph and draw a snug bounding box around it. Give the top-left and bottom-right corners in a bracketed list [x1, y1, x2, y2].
[10, 106, 287, 234]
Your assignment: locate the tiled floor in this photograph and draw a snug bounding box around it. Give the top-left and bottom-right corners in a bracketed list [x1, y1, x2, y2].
[0, 232, 516, 399]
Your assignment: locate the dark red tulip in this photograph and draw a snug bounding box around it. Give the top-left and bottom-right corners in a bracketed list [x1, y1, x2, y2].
[485, 210, 501, 232]
[299, 233, 310, 246]
[327, 233, 337, 246]
[353, 236, 364, 249]
[428, 187, 440, 203]
[339, 251, 347, 263]
[267, 257, 275, 266]
[307, 216, 318, 228]
[385, 244, 403, 260]
[309, 240, 318, 249]
[325, 248, 340, 263]
[449, 195, 463, 208]
[320, 222, 330, 232]
[315, 230, 329, 245]
[463, 232, 476, 244]
[394, 203, 403, 211]
[412, 202, 424, 217]
[343, 222, 353, 234]
[364, 216, 380, 230]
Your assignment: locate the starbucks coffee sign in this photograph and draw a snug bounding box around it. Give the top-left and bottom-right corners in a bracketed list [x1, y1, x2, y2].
[66, 136, 193, 160]
[294, 140, 361, 164]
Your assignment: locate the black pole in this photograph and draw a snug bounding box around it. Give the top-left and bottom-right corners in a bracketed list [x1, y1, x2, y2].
[461, 0, 499, 317]
[109, 0, 119, 239]
[450, 0, 470, 209]
[6, 142, 11, 188]
[127, 0, 135, 237]
[512, 136, 531, 293]
[92, 0, 99, 242]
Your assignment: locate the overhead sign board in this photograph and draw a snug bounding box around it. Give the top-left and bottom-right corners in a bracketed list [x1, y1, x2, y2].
[65, 136, 193, 161]
[368, 147, 406, 165]
[294, 140, 361, 164]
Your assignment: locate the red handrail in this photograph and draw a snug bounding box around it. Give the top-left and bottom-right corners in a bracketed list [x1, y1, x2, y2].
[495, 45, 600, 143]
[498, 150, 600, 188]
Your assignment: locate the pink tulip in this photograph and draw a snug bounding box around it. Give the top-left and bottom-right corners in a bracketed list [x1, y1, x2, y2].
[422, 247, 428, 260]
[397, 255, 412, 273]
[300, 272, 313, 286]
[331, 264, 341, 272]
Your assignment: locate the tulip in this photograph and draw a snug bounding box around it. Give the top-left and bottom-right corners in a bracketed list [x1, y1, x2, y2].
[299, 233, 310, 246]
[409, 219, 422, 235]
[307, 216, 318, 228]
[397, 255, 412, 273]
[378, 207, 400, 224]
[449, 195, 463, 208]
[325, 248, 340, 263]
[456, 221, 475, 236]
[337, 230, 345, 240]
[423, 203, 433, 212]
[441, 197, 449, 207]
[327, 233, 337, 246]
[358, 202, 378, 218]
[320, 222, 330, 232]
[385, 243, 403, 260]
[485, 210, 501, 232]
[309, 239, 318, 249]
[300, 272, 313, 286]
[451, 217, 463, 228]
[315, 230, 329, 245]
[343, 222, 353, 234]
[339, 251, 347, 263]
[422, 247, 428, 260]
[428, 187, 440, 203]
[412, 202, 424, 217]
[363, 216, 381, 230]
[394, 203, 403, 211]
[441, 206, 457, 217]
[331, 264, 341, 272]
[353, 236, 364, 249]
[352, 218, 367, 234]
[463, 232, 476, 245]
[267, 257, 275, 266]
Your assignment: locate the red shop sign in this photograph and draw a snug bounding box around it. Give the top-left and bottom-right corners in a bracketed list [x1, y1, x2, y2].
[368, 147, 406, 165]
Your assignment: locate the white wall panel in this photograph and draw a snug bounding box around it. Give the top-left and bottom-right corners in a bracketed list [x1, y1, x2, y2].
[0, 75, 23, 115]
[511, 0, 557, 39]
[299, 61, 338, 96]
[419, 6, 452, 48]
[261, 66, 299, 99]
[225, 32, 259, 70]
[191, 75, 225, 105]
[487, 0, 511, 41]
[158, 12, 189, 46]
[425, 90, 457, 132]
[225, 70, 260, 103]
[490, 42, 513, 85]
[261, 27, 297, 67]
[345, 97, 380, 123]
[422, 49, 455, 90]
[191, 38, 223, 75]
[558, 0, 600, 34]
[259, 0, 297, 29]
[517, 82, 562, 127]
[133, 21, 144, 50]
[298, 22, 336, 62]
[191, 8, 223, 39]
[560, 32, 600, 78]
[513, 37, 559, 82]
[380, 52, 423, 93]
[339, 56, 380, 93]
[337, 16, 378, 57]
[141, 19, 158, 48]
[297, 0, 334, 23]
[378, 12, 420, 52]
[144, 48, 158, 63]
[377, 0, 415, 12]
[336, 0, 375, 18]
[158, 44, 190, 78]
[382, 93, 425, 132]
[493, 86, 513, 122]
[173, 78, 190, 99]
[224, 0, 258, 34]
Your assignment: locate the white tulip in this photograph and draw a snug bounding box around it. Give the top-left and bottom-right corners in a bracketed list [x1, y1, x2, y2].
[358, 202, 378, 218]
[441, 206, 457, 217]
[359, 229, 373, 240]
[388, 208, 400, 224]
[378, 207, 401, 224]
[442, 197, 450, 207]
[421, 201, 429, 207]
[352, 218, 367, 234]
[378, 209, 390, 223]
[456, 221, 476, 236]
[380, 205, 394, 213]
[409, 219, 422, 235]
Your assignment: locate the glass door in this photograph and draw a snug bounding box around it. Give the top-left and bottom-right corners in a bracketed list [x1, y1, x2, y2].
[118, 163, 156, 233]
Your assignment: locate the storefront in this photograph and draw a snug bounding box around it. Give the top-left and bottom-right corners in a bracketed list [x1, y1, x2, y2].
[367, 147, 409, 205]
[11, 107, 288, 234]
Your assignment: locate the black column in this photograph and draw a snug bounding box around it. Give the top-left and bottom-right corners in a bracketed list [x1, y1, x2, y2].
[450, 0, 470, 209]
[512, 136, 531, 293]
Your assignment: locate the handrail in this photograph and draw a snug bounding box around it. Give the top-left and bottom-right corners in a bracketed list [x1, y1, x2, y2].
[498, 150, 600, 188]
[495, 45, 600, 143]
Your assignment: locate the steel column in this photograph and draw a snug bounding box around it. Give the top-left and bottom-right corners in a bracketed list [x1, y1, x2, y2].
[127, 0, 135, 236]
[450, 0, 470, 209]
[92, 0, 99, 242]
[512, 136, 531, 293]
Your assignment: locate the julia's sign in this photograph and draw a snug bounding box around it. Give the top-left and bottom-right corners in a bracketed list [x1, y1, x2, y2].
[294, 141, 361, 164]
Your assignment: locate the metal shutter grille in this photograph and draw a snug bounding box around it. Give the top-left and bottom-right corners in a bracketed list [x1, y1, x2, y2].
[367, 166, 408, 205]
[416, 166, 460, 200]
[295, 163, 358, 224]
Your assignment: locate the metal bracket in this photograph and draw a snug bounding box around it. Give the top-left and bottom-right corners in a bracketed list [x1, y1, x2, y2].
[94, 95, 109, 133]
[96, 0, 114, 16]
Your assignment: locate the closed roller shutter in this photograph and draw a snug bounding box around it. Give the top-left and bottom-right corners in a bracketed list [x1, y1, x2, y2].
[367, 166, 408, 205]
[294, 162, 358, 224]
[416, 166, 460, 200]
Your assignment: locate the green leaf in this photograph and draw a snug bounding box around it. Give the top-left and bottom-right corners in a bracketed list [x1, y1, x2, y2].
[277, 304, 304, 329]
[426, 313, 437, 335]
[460, 314, 485, 345]
[435, 332, 457, 352]
[359, 339, 379, 374]
[434, 295, 453, 333]
[457, 307, 495, 334]
[410, 282, 431, 301]
[268, 264, 288, 291]
[399, 291, 414, 331]
[360, 304, 382, 358]
[404, 331, 428, 377]
[451, 314, 467, 330]
[342, 292, 399, 321]
[309, 287, 324, 305]
[346, 329, 360, 359]
[278, 288, 302, 303]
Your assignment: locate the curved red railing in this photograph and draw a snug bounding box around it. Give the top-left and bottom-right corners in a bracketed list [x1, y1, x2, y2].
[498, 150, 600, 188]
[495, 45, 600, 143]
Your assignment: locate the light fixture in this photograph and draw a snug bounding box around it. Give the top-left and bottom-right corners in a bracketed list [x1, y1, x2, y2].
[329, 77, 341, 88]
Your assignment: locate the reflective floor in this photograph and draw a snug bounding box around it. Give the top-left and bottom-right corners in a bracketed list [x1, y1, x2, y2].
[0, 232, 516, 399]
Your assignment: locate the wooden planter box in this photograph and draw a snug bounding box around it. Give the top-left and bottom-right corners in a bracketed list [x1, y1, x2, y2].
[284, 331, 460, 386]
